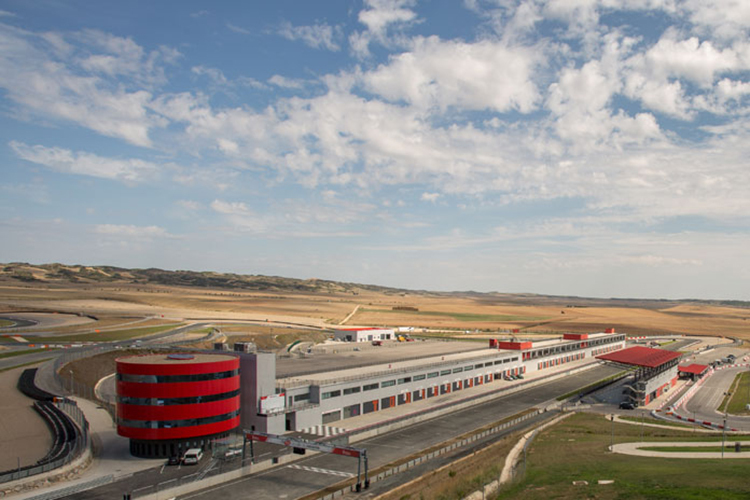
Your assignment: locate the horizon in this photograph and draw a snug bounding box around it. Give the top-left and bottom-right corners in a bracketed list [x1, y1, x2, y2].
[1, 1, 749, 301]
[4, 261, 749, 304]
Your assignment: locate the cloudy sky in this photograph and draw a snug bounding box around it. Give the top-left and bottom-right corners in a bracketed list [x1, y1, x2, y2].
[1, 1, 749, 300]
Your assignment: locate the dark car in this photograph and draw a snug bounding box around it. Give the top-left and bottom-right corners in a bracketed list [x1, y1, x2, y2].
[619, 402, 635, 410]
[167, 456, 181, 466]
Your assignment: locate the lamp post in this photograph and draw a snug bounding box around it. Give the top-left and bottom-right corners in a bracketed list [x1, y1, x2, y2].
[640, 410, 644, 442]
[610, 414, 615, 452]
[722, 391, 731, 459]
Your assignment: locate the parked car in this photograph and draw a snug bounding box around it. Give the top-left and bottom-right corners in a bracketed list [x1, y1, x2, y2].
[619, 402, 635, 410]
[167, 455, 181, 466]
[182, 448, 203, 465]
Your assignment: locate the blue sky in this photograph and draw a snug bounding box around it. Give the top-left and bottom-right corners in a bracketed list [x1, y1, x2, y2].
[1, 0, 749, 300]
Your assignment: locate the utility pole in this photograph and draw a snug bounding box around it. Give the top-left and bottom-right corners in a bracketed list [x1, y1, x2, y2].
[640, 410, 644, 442]
[722, 392, 731, 459]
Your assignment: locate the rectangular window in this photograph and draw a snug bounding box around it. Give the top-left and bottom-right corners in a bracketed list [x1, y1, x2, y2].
[343, 386, 361, 395]
[427, 372, 439, 378]
[363, 383, 379, 391]
[321, 390, 341, 400]
[398, 377, 412, 384]
[452, 367, 463, 373]
[322, 410, 341, 424]
[494, 360, 503, 365]
[464, 365, 473, 371]
[440, 370, 451, 376]
[381, 380, 396, 388]
[413, 374, 426, 381]
[294, 393, 310, 402]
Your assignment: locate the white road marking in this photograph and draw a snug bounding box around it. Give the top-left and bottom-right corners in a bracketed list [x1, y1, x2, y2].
[287, 464, 354, 478]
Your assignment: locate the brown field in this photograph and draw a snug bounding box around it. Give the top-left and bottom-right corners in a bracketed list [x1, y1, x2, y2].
[1, 276, 749, 341]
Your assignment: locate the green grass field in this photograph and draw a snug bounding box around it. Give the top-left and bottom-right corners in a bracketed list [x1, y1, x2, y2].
[0, 347, 56, 359]
[44, 323, 183, 342]
[0, 319, 15, 328]
[640, 446, 742, 453]
[495, 413, 750, 500]
[360, 308, 549, 322]
[0, 358, 53, 373]
[618, 415, 696, 429]
[719, 372, 750, 416]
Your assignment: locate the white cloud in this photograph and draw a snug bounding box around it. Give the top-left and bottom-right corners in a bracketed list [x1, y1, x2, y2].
[0, 23, 169, 147]
[226, 23, 251, 35]
[176, 200, 202, 211]
[420, 192, 440, 202]
[10, 141, 158, 183]
[364, 36, 541, 113]
[359, 0, 417, 36]
[681, 0, 750, 41]
[278, 21, 341, 51]
[351, 0, 418, 57]
[619, 255, 703, 267]
[268, 75, 306, 89]
[95, 224, 169, 238]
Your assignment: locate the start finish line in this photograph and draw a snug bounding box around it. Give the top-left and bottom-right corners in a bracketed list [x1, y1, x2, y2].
[245, 430, 370, 492]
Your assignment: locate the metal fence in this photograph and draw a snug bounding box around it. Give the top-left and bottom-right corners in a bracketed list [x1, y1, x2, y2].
[0, 399, 90, 484]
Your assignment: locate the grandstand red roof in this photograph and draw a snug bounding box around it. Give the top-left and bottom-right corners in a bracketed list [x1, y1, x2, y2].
[596, 346, 681, 368]
[678, 364, 709, 375]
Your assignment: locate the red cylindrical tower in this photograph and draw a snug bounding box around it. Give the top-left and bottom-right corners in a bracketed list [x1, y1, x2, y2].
[116, 353, 240, 458]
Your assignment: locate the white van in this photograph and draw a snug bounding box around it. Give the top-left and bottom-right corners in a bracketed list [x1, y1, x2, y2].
[182, 448, 203, 465]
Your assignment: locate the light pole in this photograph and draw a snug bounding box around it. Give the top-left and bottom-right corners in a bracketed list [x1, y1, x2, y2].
[722, 391, 731, 459]
[640, 410, 644, 442]
[693, 410, 696, 434]
[610, 414, 615, 452]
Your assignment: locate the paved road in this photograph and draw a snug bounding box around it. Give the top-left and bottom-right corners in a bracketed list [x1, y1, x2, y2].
[64, 363, 622, 500]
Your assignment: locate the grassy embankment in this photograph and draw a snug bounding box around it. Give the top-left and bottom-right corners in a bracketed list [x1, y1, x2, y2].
[0, 347, 58, 359]
[43, 323, 183, 342]
[216, 324, 330, 350]
[495, 412, 750, 500]
[618, 415, 696, 430]
[0, 319, 15, 328]
[718, 372, 750, 416]
[640, 446, 743, 453]
[356, 308, 551, 334]
[0, 359, 53, 373]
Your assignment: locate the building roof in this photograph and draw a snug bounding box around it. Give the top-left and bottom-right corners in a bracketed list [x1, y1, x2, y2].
[596, 346, 681, 368]
[336, 327, 391, 331]
[116, 353, 237, 365]
[678, 363, 709, 375]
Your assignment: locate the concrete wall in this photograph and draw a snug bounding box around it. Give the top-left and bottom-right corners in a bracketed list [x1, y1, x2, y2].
[240, 352, 278, 433]
[643, 366, 679, 402]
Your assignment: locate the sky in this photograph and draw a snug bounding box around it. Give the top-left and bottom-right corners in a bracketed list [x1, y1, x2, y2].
[0, 0, 749, 301]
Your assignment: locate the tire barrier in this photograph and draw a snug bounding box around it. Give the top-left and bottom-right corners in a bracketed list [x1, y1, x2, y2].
[17, 368, 59, 402]
[33, 401, 80, 466]
[1, 374, 89, 485]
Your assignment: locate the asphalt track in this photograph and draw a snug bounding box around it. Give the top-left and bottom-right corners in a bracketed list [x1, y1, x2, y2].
[62, 363, 622, 500]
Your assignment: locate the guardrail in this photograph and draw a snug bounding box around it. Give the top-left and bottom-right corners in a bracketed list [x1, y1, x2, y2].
[22, 474, 114, 500]
[0, 398, 89, 485]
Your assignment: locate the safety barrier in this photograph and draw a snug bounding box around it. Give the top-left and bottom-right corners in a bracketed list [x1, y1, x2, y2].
[21, 474, 114, 500]
[0, 399, 89, 484]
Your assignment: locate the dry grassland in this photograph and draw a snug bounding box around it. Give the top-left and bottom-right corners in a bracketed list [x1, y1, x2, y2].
[1, 280, 749, 340]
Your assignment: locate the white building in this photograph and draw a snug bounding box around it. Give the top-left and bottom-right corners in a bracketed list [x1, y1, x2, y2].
[333, 327, 395, 342]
